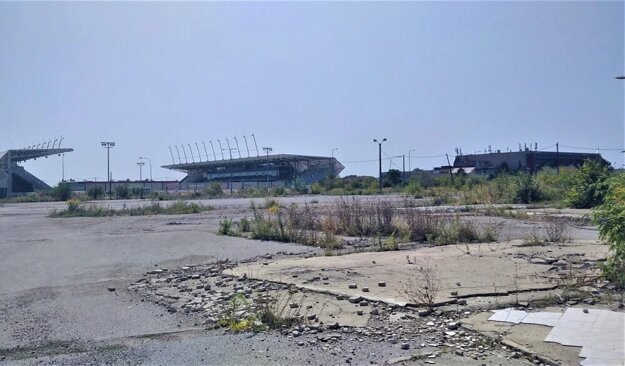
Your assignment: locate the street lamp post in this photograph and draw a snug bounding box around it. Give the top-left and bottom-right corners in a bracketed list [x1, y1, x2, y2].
[101, 141, 115, 196]
[408, 149, 415, 173]
[137, 161, 145, 199]
[373, 138, 387, 193]
[137, 162, 145, 181]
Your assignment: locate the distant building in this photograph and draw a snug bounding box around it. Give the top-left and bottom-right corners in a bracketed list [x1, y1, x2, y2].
[162, 154, 344, 191]
[448, 149, 605, 175]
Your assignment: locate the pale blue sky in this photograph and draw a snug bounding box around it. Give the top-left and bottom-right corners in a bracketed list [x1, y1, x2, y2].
[1, 1, 623, 184]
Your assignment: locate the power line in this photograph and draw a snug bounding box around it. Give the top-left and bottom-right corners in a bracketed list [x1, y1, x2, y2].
[559, 144, 623, 152]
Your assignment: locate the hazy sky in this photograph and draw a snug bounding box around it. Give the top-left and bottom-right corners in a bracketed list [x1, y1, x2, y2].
[1, 1, 623, 185]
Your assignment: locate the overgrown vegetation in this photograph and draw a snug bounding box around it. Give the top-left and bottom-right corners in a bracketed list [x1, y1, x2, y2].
[592, 173, 625, 288]
[402, 257, 441, 309]
[221, 198, 499, 249]
[49, 200, 211, 217]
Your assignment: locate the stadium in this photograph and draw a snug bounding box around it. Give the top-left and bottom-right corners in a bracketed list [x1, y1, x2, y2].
[0, 146, 73, 198]
[162, 154, 344, 190]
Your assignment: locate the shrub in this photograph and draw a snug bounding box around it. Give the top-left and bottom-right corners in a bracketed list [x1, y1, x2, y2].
[592, 173, 625, 287]
[514, 173, 543, 204]
[238, 217, 251, 232]
[66, 199, 81, 214]
[545, 218, 570, 243]
[310, 183, 323, 195]
[402, 257, 441, 309]
[536, 167, 576, 203]
[206, 183, 223, 197]
[87, 186, 105, 200]
[51, 184, 72, 201]
[218, 218, 233, 235]
[114, 185, 130, 199]
[568, 159, 612, 208]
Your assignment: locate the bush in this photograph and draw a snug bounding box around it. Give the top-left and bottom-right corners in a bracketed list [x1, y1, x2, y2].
[568, 159, 612, 208]
[218, 218, 233, 235]
[206, 183, 223, 197]
[592, 173, 625, 287]
[514, 173, 543, 204]
[114, 185, 130, 199]
[87, 186, 105, 200]
[51, 184, 72, 201]
[536, 167, 576, 203]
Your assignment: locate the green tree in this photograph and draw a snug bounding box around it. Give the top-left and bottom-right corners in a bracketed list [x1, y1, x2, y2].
[567, 159, 612, 208]
[592, 173, 625, 287]
[51, 183, 72, 201]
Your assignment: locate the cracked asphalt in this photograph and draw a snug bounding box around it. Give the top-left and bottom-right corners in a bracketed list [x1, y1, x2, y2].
[0, 196, 535, 365]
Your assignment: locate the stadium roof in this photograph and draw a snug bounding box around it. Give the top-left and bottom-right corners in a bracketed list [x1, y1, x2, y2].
[1, 148, 73, 164]
[162, 153, 339, 172]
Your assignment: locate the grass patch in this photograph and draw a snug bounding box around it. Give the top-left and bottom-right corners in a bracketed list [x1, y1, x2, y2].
[48, 199, 212, 218]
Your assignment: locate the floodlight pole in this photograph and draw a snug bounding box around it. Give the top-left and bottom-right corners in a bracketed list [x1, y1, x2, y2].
[408, 149, 415, 173]
[234, 137, 241, 158]
[139, 157, 152, 181]
[101, 141, 115, 197]
[209, 140, 217, 160]
[137, 162, 145, 181]
[252, 134, 260, 157]
[373, 138, 387, 193]
[243, 136, 251, 157]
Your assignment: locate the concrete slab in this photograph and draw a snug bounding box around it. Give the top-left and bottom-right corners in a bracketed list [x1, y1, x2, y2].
[225, 241, 607, 306]
[489, 307, 625, 366]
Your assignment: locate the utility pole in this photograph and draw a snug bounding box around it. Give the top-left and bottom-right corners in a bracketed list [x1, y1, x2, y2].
[61, 153, 65, 182]
[101, 141, 115, 197]
[445, 153, 455, 185]
[373, 138, 387, 193]
[408, 149, 415, 173]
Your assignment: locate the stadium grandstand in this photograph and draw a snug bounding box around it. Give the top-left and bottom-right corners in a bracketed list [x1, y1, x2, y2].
[162, 154, 344, 190]
[0, 143, 73, 198]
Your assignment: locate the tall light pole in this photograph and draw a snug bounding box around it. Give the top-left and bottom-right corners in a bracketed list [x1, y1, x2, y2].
[408, 149, 415, 173]
[137, 161, 145, 199]
[262, 147, 272, 187]
[101, 141, 115, 196]
[617, 76, 624, 167]
[139, 157, 152, 181]
[373, 138, 387, 193]
[137, 161, 145, 181]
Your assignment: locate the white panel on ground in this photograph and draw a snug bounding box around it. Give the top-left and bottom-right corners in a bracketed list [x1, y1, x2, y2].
[489, 308, 625, 366]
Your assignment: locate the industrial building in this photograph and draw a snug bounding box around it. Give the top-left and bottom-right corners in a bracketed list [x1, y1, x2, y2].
[440, 149, 606, 175]
[0, 146, 73, 198]
[162, 154, 344, 190]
